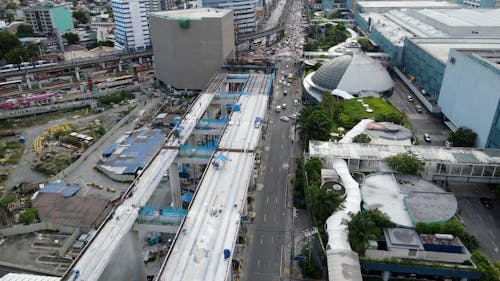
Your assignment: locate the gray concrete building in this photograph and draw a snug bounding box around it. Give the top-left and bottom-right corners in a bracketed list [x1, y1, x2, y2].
[150, 8, 235, 90]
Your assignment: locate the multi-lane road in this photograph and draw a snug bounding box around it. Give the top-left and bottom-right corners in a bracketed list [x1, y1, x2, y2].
[242, 0, 306, 278]
[242, 59, 300, 281]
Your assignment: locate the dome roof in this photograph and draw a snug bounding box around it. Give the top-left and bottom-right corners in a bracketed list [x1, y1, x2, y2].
[310, 54, 394, 94]
[311, 55, 352, 91]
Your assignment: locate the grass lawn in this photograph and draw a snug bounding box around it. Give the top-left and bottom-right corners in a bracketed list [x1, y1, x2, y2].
[342, 97, 409, 129]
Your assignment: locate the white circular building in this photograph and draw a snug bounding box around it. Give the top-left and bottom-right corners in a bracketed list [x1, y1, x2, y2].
[361, 173, 458, 227]
[303, 54, 394, 103]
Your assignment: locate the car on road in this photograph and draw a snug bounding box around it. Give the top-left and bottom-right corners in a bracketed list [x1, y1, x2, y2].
[423, 133, 431, 142]
[408, 95, 414, 102]
[282, 103, 287, 109]
[289, 113, 297, 120]
[416, 106, 423, 113]
[276, 105, 281, 112]
[480, 197, 494, 209]
[283, 90, 288, 96]
[280, 116, 290, 122]
[294, 99, 299, 106]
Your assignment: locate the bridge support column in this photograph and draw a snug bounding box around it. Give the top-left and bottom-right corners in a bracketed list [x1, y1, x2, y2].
[139, 57, 143, 64]
[118, 60, 123, 72]
[221, 103, 229, 119]
[168, 162, 182, 209]
[382, 271, 390, 281]
[101, 62, 106, 69]
[98, 230, 146, 281]
[75, 67, 81, 82]
[266, 35, 271, 46]
[25, 76, 31, 90]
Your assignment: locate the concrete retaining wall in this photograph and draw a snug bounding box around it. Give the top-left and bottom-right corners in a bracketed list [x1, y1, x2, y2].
[0, 222, 60, 236]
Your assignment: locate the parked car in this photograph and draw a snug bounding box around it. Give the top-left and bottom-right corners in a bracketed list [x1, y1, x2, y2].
[480, 197, 494, 209]
[416, 106, 423, 113]
[423, 133, 431, 142]
[280, 116, 290, 122]
[408, 95, 414, 102]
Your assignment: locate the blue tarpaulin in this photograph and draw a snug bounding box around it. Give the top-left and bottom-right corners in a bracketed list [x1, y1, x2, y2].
[181, 192, 194, 204]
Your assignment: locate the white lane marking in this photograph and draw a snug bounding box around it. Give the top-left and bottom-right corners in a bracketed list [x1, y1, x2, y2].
[279, 245, 284, 274]
[266, 196, 269, 205]
[270, 167, 274, 173]
[489, 230, 496, 240]
[264, 213, 267, 223]
[257, 259, 261, 269]
[276, 197, 278, 204]
[281, 144, 284, 150]
[260, 235, 264, 245]
[271, 236, 274, 244]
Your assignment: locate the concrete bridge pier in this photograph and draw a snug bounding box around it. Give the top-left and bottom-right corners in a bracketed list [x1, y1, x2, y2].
[382, 271, 390, 281]
[266, 35, 271, 46]
[98, 230, 146, 281]
[118, 61, 123, 72]
[75, 67, 81, 82]
[25, 76, 31, 90]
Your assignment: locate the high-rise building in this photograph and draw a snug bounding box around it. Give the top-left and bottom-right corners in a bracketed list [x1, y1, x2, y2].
[24, 2, 74, 36]
[111, 0, 151, 51]
[198, 0, 257, 33]
[150, 8, 235, 90]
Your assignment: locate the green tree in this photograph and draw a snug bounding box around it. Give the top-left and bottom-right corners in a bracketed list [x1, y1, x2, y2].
[448, 127, 477, 147]
[386, 152, 423, 175]
[353, 133, 371, 143]
[307, 185, 344, 223]
[337, 113, 350, 128]
[97, 40, 114, 47]
[6, 13, 14, 22]
[0, 31, 21, 59]
[471, 250, 500, 281]
[63, 32, 80, 44]
[0, 194, 16, 211]
[300, 107, 333, 142]
[384, 112, 404, 125]
[304, 158, 322, 186]
[346, 210, 394, 255]
[16, 24, 34, 38]
[6, 2, 17, 9]
[72, 11, 88, 24]
[320, 93, 343, 121]
[3, 47, 28, 64]
[19, 208, 37, 224]
[357, 37, 370, 52]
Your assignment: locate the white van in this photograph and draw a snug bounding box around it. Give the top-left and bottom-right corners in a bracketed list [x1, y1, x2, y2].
[276, 105, 282, 112]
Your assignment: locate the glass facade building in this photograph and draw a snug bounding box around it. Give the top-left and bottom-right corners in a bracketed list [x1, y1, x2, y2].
[199, 0, 257, 33]
[402, 38, 445, 102]
[112, 0, 152, 52]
